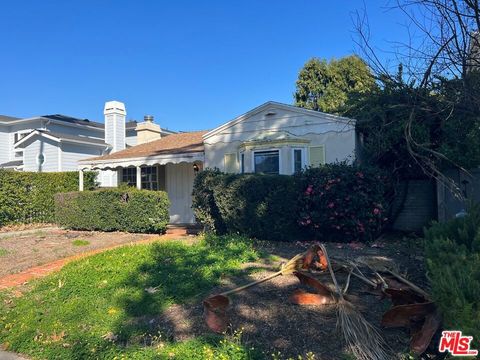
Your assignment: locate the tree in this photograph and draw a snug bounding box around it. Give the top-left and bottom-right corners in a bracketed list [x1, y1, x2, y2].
[352, 0, 480, 194]
[294, 55, 376, 114]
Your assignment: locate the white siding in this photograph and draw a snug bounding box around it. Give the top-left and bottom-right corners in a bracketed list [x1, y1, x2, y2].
[204, 106, 356, 174]
[23, 137, 59, 172]
[61, 143, 103, 171]
[0, 126, 10, 164]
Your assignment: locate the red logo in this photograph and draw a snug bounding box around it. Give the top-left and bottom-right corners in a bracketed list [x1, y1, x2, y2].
[439, 331, 478, 356]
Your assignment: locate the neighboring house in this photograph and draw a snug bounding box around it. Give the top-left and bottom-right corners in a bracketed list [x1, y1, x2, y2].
[79, 101, 357, 224]
[0, 101, 175, 186]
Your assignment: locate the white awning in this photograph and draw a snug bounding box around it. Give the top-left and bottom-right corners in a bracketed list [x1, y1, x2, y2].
[79, 151, 204, 170]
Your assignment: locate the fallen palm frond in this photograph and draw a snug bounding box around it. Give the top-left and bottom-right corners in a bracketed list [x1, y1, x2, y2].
[203, 252, 305, 333]
[320, 244, 392, 360]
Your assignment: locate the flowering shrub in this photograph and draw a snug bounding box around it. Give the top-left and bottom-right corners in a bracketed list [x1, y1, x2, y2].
[297, 163, 392, 242]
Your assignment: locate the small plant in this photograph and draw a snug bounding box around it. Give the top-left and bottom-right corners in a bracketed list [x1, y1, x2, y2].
[0, 247, 8, 256]
[72, 239, 90, 246]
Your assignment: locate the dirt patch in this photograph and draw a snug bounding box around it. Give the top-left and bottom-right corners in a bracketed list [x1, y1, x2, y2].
[0, 227, 160, 277]
[148, 235, 427, 359]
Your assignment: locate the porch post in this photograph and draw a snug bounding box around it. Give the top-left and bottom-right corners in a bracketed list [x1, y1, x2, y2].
[136, 166, 141, 189]
[79, 169, 84, 191]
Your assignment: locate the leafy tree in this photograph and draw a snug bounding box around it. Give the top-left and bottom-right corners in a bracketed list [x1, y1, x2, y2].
[294, 55, 376, 113]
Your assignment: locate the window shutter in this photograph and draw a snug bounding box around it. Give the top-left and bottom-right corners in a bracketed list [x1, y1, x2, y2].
[224, 153, 238, 173]
[309, 146, 325, 167]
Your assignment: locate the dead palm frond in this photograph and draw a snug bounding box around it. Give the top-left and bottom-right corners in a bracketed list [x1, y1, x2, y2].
[220, 252, 304, 297]
[320, 244, 392, 360]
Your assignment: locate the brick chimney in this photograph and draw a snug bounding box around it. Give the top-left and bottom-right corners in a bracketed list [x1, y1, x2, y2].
[104, 101, 126, 153]
[135, 115, 162, 144]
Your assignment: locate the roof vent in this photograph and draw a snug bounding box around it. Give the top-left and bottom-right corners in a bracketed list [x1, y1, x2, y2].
[265, 111, 276, 116]
[144, 115, 154, 122]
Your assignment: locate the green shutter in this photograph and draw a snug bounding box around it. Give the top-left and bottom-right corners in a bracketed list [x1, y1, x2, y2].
[309, 146, 325, 167]
[224, 153, 237, 173]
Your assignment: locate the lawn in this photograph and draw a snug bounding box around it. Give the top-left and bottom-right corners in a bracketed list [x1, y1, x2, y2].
[0, 234, 262, 359]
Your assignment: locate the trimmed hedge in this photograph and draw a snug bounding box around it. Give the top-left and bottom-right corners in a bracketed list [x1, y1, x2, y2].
[192, 165, 392, 242]
[192, 170, 299, 241]
[55, 188, 170, 233]
[193, 163, 391, 241]
[424, 206, 480, 347]
[0, 170, 97, 226]
[297, 163, 392, 242]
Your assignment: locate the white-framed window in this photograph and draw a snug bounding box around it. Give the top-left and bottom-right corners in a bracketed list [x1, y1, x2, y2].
[224, 153, 238, 173]
[292, 147, 306, 173]
[309, 145, 326, 167]
[141, 166, 158, 190]
[253, 149, 280, 175]
[121, 167, 136, 186]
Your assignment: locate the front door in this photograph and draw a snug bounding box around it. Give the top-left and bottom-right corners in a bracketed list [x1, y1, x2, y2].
[165, 162, 195, 224]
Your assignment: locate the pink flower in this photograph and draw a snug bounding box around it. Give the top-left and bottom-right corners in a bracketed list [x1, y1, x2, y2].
[304, 185, 313, 195]
[328, 202, 335, 208]
[373, 208, 381, 215]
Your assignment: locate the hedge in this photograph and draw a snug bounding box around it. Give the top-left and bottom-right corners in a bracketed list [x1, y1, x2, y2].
[192, 165, 392, 242]
[192, 169, 300, 241]
[0, 170, 97, 226]
[424, 205, 480, 348]
[55, 188, 170, 233]
[296, 163, 393, 242]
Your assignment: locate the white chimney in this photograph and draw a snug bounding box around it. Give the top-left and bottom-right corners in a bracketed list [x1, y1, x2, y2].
[104, 101, 126, 153]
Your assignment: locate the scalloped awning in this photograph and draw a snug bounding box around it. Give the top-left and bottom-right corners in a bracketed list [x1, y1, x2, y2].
[79, 131, 207, 170]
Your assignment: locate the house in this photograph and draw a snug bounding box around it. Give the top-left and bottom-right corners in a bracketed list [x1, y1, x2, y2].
[79, 101, 357, 224]
[0, 101, 175, 186]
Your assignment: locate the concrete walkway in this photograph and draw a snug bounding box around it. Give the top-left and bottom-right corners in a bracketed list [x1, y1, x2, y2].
[0, 350, 29, 360]
[0, 228, 190, 290]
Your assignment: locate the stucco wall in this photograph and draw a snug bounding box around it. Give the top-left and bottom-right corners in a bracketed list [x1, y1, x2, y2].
[203, 106, 356, 174]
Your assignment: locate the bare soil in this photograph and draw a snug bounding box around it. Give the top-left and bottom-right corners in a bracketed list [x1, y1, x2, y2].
[0, 227, 157, 277]
[154, 234, 428, 359]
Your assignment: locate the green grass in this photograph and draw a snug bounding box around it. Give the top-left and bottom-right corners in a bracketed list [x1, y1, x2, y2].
[72, 239, 90, 246]
[0, 247, 8, 256]
[0, 234, 262, 359]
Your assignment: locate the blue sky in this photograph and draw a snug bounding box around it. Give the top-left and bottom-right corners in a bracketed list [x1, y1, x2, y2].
[0, 1, 410, 131]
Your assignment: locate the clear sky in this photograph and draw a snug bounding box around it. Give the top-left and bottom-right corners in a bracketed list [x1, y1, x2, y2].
[0, 1, 410, 131]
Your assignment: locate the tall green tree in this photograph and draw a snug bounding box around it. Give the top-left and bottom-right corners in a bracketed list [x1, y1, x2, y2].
[294, 55, 376, 114]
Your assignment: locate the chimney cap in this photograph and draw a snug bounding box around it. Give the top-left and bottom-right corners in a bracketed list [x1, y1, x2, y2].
[144, 115, 154, 122]
[104, 101, 126, 115]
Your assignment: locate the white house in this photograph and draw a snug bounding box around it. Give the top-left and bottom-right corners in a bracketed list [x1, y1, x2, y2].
[0, 101, 175, 186]
[79, 101, 357, 224]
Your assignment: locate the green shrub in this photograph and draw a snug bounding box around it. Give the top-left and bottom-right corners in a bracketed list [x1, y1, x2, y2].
[424, 205, 480, 347]
[296, 163, 392, 242]
[192, 169, 300, 241]
[0, 170, 96, 226]
[55, 188, 170, 233]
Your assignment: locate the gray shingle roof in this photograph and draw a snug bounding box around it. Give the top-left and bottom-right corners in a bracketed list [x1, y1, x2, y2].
[42, 131, 107, 146]
[0, 115, 20, 122]
[0, 160, 23, 168]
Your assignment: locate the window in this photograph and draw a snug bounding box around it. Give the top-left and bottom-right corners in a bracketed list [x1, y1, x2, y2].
[240, 153, 245, 173]
[254, 150, 279, 174]
[224, 153, 237, 173]
[309, 146, 326, 167]
[141, 166, 158, 190]
[121, 167, 136, 186]
[293, 148, 304, 173]
[37, 153, 45, 165]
